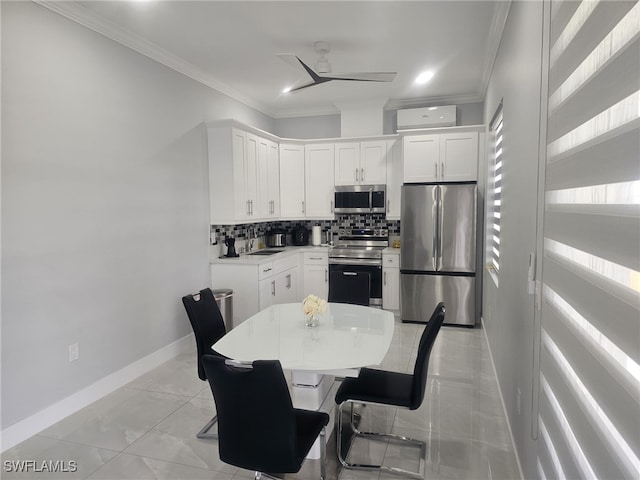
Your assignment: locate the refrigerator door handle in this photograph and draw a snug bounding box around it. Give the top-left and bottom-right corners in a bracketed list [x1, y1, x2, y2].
[432, 186, 439, 271]
[438, 185, 443, 270]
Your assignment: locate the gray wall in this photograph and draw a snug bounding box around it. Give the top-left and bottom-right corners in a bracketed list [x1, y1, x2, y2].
[274, 102, 484, 139]
[481, 1, 543, 478]
[1, 2, 273, 429]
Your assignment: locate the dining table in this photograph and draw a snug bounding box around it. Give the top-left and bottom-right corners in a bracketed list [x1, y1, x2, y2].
[212, 302, 395, 459]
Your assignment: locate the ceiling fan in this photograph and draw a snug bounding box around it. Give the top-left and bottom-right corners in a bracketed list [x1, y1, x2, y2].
[277, 41, 397, 93]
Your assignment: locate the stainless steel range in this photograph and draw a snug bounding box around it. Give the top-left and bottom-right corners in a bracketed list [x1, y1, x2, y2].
[328, 229, 389, 306]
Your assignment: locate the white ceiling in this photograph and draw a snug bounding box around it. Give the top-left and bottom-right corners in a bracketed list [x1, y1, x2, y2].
[41, 1, 510, 118]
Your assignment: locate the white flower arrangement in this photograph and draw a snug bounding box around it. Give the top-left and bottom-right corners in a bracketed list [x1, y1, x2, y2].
[302, 294, 328, 318]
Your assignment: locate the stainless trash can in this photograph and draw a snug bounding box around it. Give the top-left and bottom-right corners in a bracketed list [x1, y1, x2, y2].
[212, 288, 234, 330]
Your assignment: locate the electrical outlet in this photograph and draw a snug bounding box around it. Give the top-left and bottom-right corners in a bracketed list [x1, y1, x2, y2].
[69, 343, 79, 362]
[517, 387, 522, 415]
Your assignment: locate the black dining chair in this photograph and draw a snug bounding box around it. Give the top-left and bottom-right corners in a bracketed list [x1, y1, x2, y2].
[328, 271, 370, 306]
[202, 355, 330, 480]
[334, 302, 446, 479]
[182, 288, 227, 439]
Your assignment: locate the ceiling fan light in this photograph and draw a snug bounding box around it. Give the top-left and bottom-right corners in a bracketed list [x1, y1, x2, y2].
[415, 71, 434, 85]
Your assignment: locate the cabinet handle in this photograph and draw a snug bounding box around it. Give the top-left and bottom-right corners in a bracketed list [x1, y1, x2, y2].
[387, 200, 390, 213]
[286, 274, 291, 289]
[271, 280, 276, 296]
[331, 200, 334, 212]
[302, 201, 305, 214]
[309, 257, 323, 260]
[325, 269, 328, 282]
[355, 168, 359, 182]
[384, 271, 387, 285]
[361, 168, 365, 182]
[435, 163, 438, 179]
[263, 267, 272, 273]
[441, 162, 445, 178]
[247, 200, 251, 215]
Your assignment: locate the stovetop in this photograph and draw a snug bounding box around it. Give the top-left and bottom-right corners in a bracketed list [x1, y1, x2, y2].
[329, 229, 389, 259]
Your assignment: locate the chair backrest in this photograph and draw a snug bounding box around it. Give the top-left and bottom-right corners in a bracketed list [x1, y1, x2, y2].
[410, 302, 446, 409]
[328, 271, 370, 306]
[182, 289, 227, 380]
[201, 355, 300, 473]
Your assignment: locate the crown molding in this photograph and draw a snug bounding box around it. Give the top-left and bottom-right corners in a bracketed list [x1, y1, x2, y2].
[479, 0, 512, 99]
[270, 105, 341, 119]
[35, 1, 276, 118]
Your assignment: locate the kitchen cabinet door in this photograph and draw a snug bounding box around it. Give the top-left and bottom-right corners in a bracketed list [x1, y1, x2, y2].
[231, 129, 250, 221]
[440, 132, 478, 181]
[360, 140, 387, 185]
[403, 134, 439, 183]
[279, 144, 306, 219]
[257, 138, 280, 219]
[274, 267, 299, 304]
[385, 139, 402, 220]
[383, 253, 400, 312]
[245, 133, 259, 218]
[259, 277, 275, 310]
[334, 142, 360, 186]
[303, 264, 329, 299]
[304, 143, 335, 219]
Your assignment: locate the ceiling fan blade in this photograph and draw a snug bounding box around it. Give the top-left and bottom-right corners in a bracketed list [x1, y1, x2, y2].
[276, 53, 321, 82]
[322, 72, 397, 82]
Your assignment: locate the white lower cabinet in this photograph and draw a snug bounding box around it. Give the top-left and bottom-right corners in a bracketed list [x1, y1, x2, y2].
[211, 255, 300, 327]
[302, 252, 329, 299]
[382, 252, 400, 312]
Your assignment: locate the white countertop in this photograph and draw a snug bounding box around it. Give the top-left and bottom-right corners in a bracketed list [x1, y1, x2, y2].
[212, 302, 394, 373]
[210, 245, 331, 265]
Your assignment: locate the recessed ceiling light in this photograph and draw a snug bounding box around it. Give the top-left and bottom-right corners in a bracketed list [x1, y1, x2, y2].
[428, 106, 438, 111]
[415, 71, 434, 85]
[282, 86, 292, 94]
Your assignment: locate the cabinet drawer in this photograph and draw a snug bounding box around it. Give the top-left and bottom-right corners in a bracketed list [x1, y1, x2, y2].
[303, 252, 328, 265]
[383, 254, 400, 267]
[258, 262, 275, 280]
[274, 255, 299, 275]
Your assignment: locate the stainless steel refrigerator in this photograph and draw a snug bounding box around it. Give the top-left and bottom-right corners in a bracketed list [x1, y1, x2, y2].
[400, 183, 477, 326]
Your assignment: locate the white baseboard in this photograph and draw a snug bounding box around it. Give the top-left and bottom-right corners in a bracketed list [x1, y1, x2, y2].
[0, 333, 195, 452]
[480, 317, 525, 480]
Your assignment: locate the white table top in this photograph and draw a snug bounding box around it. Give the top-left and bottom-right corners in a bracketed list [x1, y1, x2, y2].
[212, 303, 395, 374]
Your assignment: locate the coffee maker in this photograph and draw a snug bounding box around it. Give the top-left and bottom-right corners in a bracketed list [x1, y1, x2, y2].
[224, 237, 239, 257]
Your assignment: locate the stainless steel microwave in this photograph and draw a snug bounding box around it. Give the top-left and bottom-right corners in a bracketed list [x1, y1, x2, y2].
[334, 185, 386, 214]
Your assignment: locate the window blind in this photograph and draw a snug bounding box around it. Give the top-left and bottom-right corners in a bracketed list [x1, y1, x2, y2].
[537, 2, 640, 480]
[486, 104, 504, 285]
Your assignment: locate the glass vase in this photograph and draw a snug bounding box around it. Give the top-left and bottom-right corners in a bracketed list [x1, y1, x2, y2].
[305, 314, 319, 327]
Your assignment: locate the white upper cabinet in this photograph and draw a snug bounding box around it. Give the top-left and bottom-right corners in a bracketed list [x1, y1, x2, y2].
[305, 143, 335, 219]
[359, 140, 388, 185]
[257, 137, 280, 219]
[279, 143, 306, 219]
[334, 140, 387, 185]
[439, 132, 479, 182]
[403, 130, 478, 183]
[209, 127, 260, 224]
[334, 143, 360, 185]
[385, 139, 402, 220]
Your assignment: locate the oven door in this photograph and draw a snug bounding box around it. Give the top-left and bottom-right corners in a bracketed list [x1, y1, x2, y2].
[328, 259, 382, 306]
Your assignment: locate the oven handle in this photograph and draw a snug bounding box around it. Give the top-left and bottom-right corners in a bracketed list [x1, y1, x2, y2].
[329, 258, 382, 266]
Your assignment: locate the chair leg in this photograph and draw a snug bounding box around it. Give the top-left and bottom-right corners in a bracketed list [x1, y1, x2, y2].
[319, 426, 326, 480]
[336, 401, 426, 480]
[196, 415, 217, 439]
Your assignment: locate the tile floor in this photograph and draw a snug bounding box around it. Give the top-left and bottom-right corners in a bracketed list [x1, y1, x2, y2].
[2, 320, 521, 480]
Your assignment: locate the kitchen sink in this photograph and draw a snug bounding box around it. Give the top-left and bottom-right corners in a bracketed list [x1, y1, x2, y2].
[247, 249, 284, 256]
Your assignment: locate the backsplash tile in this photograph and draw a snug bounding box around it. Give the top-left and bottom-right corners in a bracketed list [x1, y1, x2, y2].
[211, 215, 400, 244]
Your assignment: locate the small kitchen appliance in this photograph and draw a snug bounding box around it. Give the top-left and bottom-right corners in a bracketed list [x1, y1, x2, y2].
[224, 237, 239, 258]
[266, 229, 286, 247]
[311, 224, 322, 246]
[291, 225, 310, 246]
